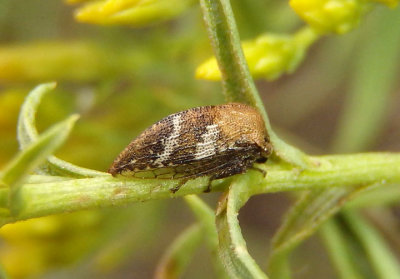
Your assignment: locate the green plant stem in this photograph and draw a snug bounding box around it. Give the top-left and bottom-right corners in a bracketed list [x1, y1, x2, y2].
[249, 153, 400, 195]
[199, 0, 312, 168]
[199, 0, 260, 105]
[1, 152, 399, 225]
[216, 175, 269, 278]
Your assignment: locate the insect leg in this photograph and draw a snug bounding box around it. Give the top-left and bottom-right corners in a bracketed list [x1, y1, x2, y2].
[249, 166, 267, 177]
[203, 176, 214, 193]
[170, 178, 189, 194]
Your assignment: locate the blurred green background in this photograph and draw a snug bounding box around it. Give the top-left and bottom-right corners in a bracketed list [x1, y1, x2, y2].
[0, 1, 399, 278]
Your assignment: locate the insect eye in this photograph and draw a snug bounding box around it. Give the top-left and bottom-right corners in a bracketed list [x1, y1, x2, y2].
[256, 157, 267, 163]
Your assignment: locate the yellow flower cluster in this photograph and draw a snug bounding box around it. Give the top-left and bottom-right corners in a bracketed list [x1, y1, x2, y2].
[67, 0, 194, 26]
[196, 27, 318, 81]
[196, 0, 397, 81]
[290, 0, 398, 34]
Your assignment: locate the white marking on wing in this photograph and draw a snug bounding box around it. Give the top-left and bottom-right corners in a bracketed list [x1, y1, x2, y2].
[195, 124, 219, 160]
[154, 114, 182, 167]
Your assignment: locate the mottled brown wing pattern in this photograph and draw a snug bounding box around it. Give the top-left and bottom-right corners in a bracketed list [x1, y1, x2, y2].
[110, 106, 216, 173]
[124, 143, 262, 180]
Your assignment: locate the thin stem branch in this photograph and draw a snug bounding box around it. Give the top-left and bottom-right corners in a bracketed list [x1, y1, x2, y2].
[199, 0, 313, 168]
[2, 152, 400, 225]
[199, 0, 261, 106]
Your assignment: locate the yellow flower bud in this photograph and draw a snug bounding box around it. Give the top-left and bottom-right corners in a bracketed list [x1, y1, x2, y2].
[290, 0, 373, 34]
[71, 0, 194, 27]
[196, 28, 318, 81]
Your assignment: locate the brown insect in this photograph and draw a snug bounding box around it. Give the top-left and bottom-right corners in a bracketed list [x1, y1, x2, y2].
[108, 103, 272, 192]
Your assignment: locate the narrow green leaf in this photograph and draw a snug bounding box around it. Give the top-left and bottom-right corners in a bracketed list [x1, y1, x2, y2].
[319, 219, 363, 279]
[1, 114, 79, 189]
[216, 175, 269, 279]
[184, 195, 229, 279]
[155, 224, 202, 279]
[343, 210, 400, 279]
[17, 82, 56, 148]
[269, 186, 368, 279]
[199, 0, 312, 169]
[346, 183, 400, 208]
[17, 82, 107, 178]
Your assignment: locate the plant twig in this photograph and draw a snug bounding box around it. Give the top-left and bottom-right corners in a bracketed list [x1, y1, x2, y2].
[2, 152, 399, 227]
[199, 0, 313, 168]
[216, 175, 269, 278]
